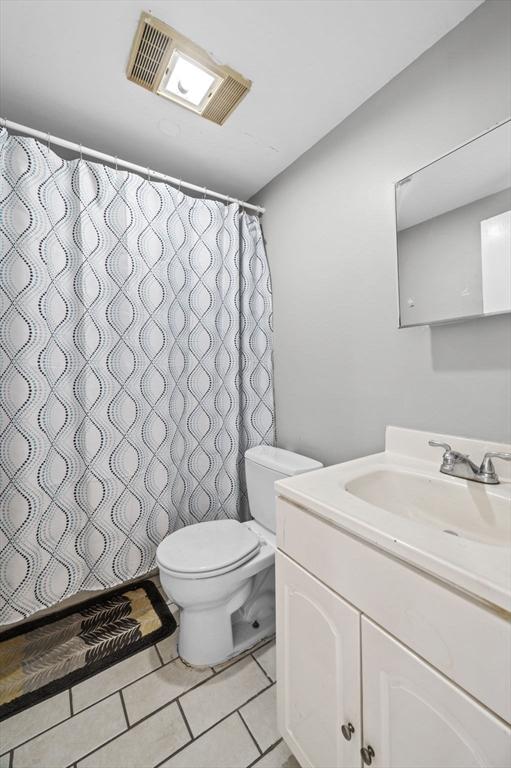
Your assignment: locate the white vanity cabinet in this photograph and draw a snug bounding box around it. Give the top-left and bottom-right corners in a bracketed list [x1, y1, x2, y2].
[361, 617, 511, 768]
[276, 553, 361, 768]
[276, 498, 511, 768]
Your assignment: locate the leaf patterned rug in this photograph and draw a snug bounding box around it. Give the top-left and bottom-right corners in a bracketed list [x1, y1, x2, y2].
[0, 580, 176, 720]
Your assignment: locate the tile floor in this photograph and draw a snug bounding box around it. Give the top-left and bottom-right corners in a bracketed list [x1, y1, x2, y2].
[0, 588, 300, 768]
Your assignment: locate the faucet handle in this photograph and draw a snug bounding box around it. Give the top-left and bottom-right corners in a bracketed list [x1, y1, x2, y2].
[428, 440, 467, 469]
[482, 452, 511, 462]
[480, 452, 511, 481]
[428, 440, 452, 453]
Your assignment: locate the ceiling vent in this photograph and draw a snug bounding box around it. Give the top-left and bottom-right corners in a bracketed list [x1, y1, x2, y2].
[127, 12, 251, 125]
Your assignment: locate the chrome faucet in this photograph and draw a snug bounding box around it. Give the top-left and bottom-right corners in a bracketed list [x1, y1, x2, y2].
[428, 441, 511, 485]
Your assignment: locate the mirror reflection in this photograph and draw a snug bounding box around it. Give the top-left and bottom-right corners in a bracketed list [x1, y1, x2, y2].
[396, 120, 511, 327]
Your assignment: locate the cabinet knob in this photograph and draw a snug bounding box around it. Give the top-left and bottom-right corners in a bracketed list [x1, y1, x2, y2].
[361, 746, 375, 765]
[341, 722, 355, 741]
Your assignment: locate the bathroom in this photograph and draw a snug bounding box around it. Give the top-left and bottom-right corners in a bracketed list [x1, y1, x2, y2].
[0, 0, 510, 766]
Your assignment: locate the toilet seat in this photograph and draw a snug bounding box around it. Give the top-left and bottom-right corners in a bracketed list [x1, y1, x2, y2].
[157, 519, 261, 579]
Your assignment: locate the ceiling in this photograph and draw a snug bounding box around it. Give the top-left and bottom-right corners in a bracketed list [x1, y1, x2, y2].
[0, 0, 483, 200]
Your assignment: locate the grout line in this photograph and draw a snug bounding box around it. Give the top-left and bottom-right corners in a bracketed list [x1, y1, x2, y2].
[126, 669, 217, 727]
[251, 653, 274, 685]
[152, 708, 244, 767]
[69, 647, 178, 719]
[23, 692, 131, 768]
[5, 641, 277, 765]
[15, 670, 275, 766]
[237, 710, 262, 755]
[153, 642, 165, 666]
[11, 637, 172, 739]
[176, 698, 194, 742]
[77, 698, 192, 768]
[247, 738, 285, 768]
[58, 697, 173, 768]
[3, 697, 74, 752]
[77, 666, 231, 768]
[212, 636, 274, 674]
[153, 737, 192, 768]
[5, 690, 119, 754]
[184, 678, 275, 741]
[154, 678, 277, 768]
[119, 689, 130, 729]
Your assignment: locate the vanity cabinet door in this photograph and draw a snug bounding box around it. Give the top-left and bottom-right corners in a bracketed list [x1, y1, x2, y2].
[361, 617, 511, 768]
[276, 552, 361, 768]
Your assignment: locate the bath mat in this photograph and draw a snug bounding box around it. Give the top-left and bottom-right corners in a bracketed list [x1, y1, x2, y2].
[0, 580, 176, 720]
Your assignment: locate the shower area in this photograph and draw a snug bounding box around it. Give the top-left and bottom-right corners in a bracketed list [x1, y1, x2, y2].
[0, 127, 274, 626]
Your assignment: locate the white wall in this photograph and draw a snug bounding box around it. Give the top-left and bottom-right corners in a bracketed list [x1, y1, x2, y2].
[253, 0, 511, 465]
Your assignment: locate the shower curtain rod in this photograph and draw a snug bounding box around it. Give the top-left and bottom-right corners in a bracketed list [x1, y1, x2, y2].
[1, 118, 265, 215]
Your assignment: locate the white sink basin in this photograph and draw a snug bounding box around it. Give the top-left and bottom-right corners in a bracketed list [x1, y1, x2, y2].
[275, 427, 511, 612]
[346, 469, 510, 547]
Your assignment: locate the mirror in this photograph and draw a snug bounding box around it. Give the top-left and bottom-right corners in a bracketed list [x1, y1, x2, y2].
[396, 120, 511, 327]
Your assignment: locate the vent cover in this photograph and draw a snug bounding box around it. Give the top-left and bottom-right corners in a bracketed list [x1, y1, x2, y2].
[128, 21, 172, 90]
[126, 13, 251, 125]
[202, 75, 249, 125]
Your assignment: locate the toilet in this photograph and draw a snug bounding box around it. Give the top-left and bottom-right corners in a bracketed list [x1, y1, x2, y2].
[156, 446, 322, 666]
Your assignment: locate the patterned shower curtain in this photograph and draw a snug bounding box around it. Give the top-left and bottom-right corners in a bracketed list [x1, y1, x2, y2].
[0, 128, 274, 624]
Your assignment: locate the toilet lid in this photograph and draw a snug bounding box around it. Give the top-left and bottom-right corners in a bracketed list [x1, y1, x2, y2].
[156, 520, 260, 576]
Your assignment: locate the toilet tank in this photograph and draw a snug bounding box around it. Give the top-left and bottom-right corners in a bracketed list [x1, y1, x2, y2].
[245, 446, 323, 533]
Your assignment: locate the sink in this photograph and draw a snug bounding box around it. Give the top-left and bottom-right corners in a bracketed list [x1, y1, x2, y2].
[275, 426, 511, 612]
[346, 469, 510, 547]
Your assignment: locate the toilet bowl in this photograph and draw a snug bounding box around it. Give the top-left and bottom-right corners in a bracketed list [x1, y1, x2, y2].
[157, 446, 322, 666]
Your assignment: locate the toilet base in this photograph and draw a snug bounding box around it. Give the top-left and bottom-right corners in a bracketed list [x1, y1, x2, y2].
[178, 606, 275, 668]
[177, 567, 275, 667]
[230, 611, 275, 659]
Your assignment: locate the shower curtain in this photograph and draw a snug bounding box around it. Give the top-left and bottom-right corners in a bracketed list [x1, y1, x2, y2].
[0, 128, 274, 624]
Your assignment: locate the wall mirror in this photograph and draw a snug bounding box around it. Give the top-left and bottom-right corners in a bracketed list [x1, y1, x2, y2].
[395, 119, 511, 327]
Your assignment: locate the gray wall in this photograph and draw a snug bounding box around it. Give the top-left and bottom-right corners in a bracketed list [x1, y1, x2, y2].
[253, 0, 511, 466]
[398, 188, 511, 325]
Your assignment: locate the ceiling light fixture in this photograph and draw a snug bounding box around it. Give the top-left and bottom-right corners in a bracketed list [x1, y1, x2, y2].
[127, 13, 251, 125]
[162, 50, 222, 110]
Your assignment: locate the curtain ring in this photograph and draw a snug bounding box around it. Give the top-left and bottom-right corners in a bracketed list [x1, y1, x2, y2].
[178, 179, 182, 193]
[147, 167, 151, 182]
[78, 143, 83, 163]
[114, 155, 118, 172]
[46, 132, 51, 155]
[202, 186, 207, 199]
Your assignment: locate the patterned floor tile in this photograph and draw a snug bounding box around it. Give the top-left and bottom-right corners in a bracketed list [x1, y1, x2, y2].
[180, 656, 270, 737]
[78, 702, 189, 768]
[240, 685, 279, 752]
[12, 694, 126, 768]
[1, 690, 70, 752]
[72, 646, 161, 712]
[161, 713, 259, 768]
[123, 658, 213, 724]
[253, 641, 276, 681]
